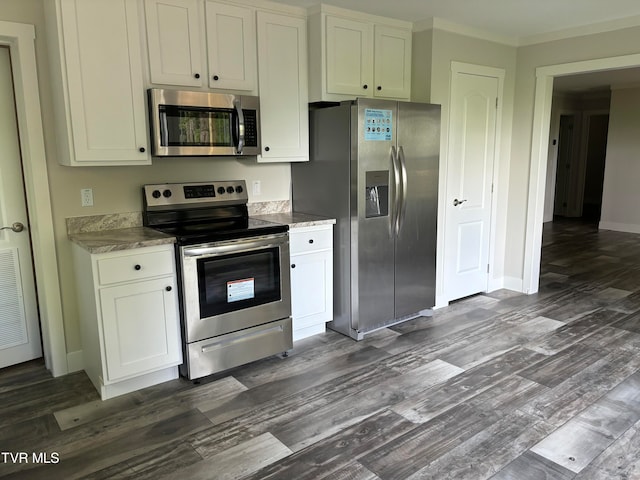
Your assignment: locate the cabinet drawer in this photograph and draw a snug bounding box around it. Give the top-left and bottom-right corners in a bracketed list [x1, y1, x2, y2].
[97, 249, 174, 285]
[290, 226, 332, 255]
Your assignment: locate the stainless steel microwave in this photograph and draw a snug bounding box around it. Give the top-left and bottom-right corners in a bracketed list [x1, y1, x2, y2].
[148, 89, 261, 157]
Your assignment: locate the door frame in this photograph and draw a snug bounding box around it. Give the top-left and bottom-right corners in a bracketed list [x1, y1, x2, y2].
[0, 21, 67, 376]
[524, 53, 640, 294]
[576, 109, 610, 217]
[438, 61, 504, 306]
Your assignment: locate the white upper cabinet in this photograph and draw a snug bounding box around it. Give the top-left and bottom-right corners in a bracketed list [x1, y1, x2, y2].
[256, 11, 309, 162]
[325, 16, 373, 96]
[45, 0, 150, 166]
[144, 0, 257, 92]
[373, 25, 412, 99]
[309, 5, 412, 102]
[205, 1, 257, 91]
[144, 0, 204, 87]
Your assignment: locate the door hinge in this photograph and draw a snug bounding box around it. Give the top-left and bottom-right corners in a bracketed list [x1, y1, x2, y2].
[487, 264, 490, 273]
[495, 97, 498, 109]
[491, 183, 494, 194]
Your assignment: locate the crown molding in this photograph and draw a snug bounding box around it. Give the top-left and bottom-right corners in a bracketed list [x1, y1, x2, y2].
[520, 14, 640, 46]
[412, 17, 519, 46]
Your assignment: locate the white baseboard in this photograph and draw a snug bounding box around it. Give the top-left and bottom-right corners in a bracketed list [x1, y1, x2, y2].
[487, 276, 504, 292]
[599, 221, 640, 234]
[502, 276, 525, 293]
[66, 350, 83, 373]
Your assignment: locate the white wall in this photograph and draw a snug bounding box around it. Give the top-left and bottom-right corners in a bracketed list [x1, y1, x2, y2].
[600, 86, 640, 232]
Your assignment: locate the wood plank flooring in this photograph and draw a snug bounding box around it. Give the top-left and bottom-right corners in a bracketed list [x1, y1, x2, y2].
[3, 218, 640, 479]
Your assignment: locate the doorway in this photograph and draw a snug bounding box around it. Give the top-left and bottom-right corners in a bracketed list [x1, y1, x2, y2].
[553, 114, 578, 218]
[0, 45, 41, 368]
[581, 113, 609, 222]
[443, 62, 503, 303]
[0, 21, 67, 376]
[551, 111, 609, 223]
[524, 53, 640, 294]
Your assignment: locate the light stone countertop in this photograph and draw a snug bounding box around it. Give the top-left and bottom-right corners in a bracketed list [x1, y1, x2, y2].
[67, 207, 334, 254]
[252, 212, 336, 228]
[68, 227, 176, 254]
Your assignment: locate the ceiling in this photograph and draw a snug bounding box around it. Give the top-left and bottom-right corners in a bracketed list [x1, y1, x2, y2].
[271, 0, 640, 41]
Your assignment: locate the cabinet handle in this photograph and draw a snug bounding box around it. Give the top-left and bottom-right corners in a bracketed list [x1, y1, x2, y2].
[134, 264, 141, 271]
[264, 146, 270, 152]
[377, 86, 382, 91]
[363, 84, 368, 90]
[194, 73, 200, 79]
[139, 147, 145, 153]
[308, 239, 314, 244]
[291, 264, 296, 269]
[166, 286, 172, 292]
[212, 75, 219, 81]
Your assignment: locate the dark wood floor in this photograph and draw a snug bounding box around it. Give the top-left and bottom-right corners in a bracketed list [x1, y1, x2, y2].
[3, 218, 640, 479]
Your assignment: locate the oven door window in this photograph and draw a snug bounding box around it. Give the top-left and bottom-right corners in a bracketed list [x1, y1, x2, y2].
[197, 247, 281, 317]
[159, 105, 234, 147]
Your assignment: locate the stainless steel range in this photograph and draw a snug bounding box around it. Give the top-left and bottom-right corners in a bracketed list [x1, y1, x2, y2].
[143, 181, 292, 380]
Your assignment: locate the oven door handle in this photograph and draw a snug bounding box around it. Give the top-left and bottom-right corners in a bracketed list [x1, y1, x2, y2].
[182, 237, 288, 258]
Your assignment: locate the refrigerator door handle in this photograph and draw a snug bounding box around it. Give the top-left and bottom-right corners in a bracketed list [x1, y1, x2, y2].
[397, 146, 408, 234]
[390, 145, 401, 237]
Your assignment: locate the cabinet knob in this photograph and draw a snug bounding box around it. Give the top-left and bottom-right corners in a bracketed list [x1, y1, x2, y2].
[308, 239, 314, 244]
[264, 146, 270, 152]
[166, 286, 172, 292]
[194, 73, 200, 79]
[377, 86, 382, 91]
[291, 264, 296, 269]
[363, 84, 368, 90]
[212, 75, 219, 81]
[134, 264, 141, 271]
[139, 147, 146, 153]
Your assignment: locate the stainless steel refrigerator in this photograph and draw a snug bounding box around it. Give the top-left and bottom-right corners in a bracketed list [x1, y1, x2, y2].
[292, 98, 440, 340]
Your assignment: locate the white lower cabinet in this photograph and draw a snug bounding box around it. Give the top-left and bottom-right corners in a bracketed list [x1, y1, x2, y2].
[72, 243, 182, 400]
[290, 225, 333, 341]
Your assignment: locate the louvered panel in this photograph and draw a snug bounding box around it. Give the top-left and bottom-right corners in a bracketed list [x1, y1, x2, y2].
[0, 248, 27, 349]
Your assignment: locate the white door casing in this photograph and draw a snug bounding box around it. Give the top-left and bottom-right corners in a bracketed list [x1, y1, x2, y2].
[0, 21, 66, 375]
[0, 46, 41, 368]
[524, 53, 640, 294]
[444, 63, 503, 302]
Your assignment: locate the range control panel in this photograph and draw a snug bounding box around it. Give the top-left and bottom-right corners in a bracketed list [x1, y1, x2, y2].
[143, 180, 248, 209]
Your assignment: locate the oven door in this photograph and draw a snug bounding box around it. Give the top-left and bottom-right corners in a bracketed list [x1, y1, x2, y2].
[180, 233, 291, 343]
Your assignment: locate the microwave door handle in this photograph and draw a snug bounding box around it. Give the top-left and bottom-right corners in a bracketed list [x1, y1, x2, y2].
[233, 98, 245, 154]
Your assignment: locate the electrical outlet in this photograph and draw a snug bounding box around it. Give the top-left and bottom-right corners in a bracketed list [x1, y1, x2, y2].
[252, 180, 261, 196]
[81, 188, 94, 207]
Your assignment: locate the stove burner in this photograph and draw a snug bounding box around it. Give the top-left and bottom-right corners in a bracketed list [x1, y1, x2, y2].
[143, 181, 288, 244]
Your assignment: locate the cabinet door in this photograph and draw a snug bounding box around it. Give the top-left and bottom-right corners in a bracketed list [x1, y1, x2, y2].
[325, 15, 373, 97]
[290, 251, 333, 332]
[100, 277, 181, 381]
[256, 12, 308, 162]
[58, 0, 149, 165]
[205, 1, 256, 91]
[373, 25, 412, 99]
[145, 0, 204, 87]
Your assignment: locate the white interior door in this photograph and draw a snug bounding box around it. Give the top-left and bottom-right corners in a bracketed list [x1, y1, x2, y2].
[444, 69, 499, 302]
[0, 46, 41, 368]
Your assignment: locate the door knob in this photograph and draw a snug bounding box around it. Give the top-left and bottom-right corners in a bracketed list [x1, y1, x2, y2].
[0, 222, 25, 233]
[453, 199, 467, 207]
